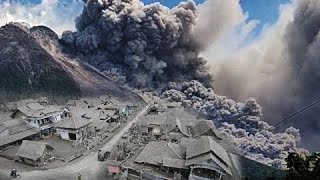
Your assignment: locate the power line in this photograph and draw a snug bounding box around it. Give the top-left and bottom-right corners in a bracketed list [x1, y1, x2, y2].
[271, 96, 320, 129]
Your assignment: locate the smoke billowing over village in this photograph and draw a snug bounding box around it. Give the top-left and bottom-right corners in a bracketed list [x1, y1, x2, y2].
[0, 0, 319, 179]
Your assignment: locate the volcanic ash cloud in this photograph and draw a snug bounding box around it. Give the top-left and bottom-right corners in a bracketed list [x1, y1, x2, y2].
[62, 0, 213, 88]
[61, 0, 307, 168]
[162, 80, 305, 168]
[209, 0, 320, 150]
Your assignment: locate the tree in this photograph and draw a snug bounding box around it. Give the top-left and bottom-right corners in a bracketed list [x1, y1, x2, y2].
[286, 152, 320, 180]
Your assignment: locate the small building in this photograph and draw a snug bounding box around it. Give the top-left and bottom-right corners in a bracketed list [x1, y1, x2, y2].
[10, 103, 44, 119]
[135, 141, 188, 179]
[135, 142, 187, 170]
[16, 140, 54, 166]
[174, 118, 221, 140]
[104, 104, 128, 115]
[137, 114, 177, 137]
[181, 136, 233, 179]
[6, 98, 48, 111]
[99, 104, 129, 122]
[11, 103, 69, 129]
[55, 117, 93, 141]
[147, 102, 167, 115]
[100, 110, 117, 121]
[133, 136, 233, 180]
[0, 120, 40, 149]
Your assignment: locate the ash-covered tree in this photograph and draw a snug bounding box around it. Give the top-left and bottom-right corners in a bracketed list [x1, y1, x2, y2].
[286, 152, 320, 180]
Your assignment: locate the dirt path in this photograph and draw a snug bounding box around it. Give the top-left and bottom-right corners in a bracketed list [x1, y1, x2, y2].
[0, 105, 149, 180]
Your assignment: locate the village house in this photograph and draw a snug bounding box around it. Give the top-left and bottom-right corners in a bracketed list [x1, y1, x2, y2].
[136, 114, 221, 142]
[69, 106, 119, 124]
[110, 99, 140, 115]
[137, 114, 176, 138]
[10, 103, 69, 130]
[147, 102, 167, 115]
[5, 97, 49, 112]
[66, 105, 123, 135]
[104, 104, 127, 113]
[102, 110, 117, 121]
[55, 117, 94, 141]
[101, 104, 129, 122]
[181, 136, 233, 179]
[127, 135, 233, 180]
[16, 140, 54, 166]
[135, 142, 188, 171]
[0, 119, 40, 149]
[174, 118, 222, 140]
[105, 107, 242, 180]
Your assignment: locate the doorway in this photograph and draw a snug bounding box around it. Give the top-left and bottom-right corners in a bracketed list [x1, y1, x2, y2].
[68, 133, 77, 140]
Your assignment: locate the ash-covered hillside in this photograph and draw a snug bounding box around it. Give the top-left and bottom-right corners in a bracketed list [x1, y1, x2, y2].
[0, 23, 81, 102]
[0, 22, 143, 103]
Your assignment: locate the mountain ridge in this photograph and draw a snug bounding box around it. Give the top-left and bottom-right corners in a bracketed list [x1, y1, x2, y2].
[0, 22, 143, 104]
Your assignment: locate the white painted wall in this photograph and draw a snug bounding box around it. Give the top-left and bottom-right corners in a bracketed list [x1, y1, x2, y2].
[57, 129, 70, 140]
[27, 112, 65, 128]
[28, 119, 40, 128]
[56, 128, 83, 141]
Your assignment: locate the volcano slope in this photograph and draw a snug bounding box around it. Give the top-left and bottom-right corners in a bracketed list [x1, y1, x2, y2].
[0, 22, 143, 103]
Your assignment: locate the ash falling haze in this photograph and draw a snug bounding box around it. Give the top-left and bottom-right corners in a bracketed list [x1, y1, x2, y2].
[212, 0, 320, 151]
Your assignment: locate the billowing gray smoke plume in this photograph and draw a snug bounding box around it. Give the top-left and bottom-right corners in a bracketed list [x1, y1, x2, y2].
[60, 0, 307, 168]
[285, 0, 320, 100]
[162, 81, 304, 168]
[282, 0, 320, 150]
[210, 0, 320, 150]
[62, 0, 212, 88]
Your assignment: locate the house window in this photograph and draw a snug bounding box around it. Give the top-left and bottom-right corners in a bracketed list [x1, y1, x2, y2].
[37, 120, 41, 125]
